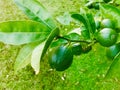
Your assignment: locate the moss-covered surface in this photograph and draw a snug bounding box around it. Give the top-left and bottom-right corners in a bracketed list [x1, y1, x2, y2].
[0, 0, 120, 90]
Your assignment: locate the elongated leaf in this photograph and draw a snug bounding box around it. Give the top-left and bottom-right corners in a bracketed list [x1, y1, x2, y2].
[100, 4, 120, 29]
[50, 39, 68, 48]
[41, 28, 60, 59]
[31, 42, 45, 74]
[51, 30, 82, 48]
[0, 32, 48, 45]
[0, 20, 50, 32]
[71, 14, 88, 29]
[0, 21, 50, 45]
[14, 43, 38, 73]
[14, 0, 56, 30]
[105, 52, 120, 79]
[80, 26, 90, 40]
[86, 13, 96, 34]
[65, 33, 81, 40]
[31, 28, 59, 74]
[71, 13, 95, 38]
[71, 14, 90, 39]
[68, 27, 81, 35]
[71, 13, 96, 35]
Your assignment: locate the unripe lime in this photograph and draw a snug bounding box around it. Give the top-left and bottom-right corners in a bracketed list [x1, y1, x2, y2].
[72, 43, 82, 56]
[96, 28, 117, 47]
[48, 45, 73, 71]
[82, 46, 92, 53]
[106, 43, 120, 59]
[101, 19, 115, 29]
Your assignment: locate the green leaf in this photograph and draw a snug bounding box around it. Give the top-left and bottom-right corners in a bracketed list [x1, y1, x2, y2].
[14, 0, 56, 30]
[56, 12, 72, 25]
[65, 33, 81, 40]
[71, 13, 96, 39]
[71, 13, 88, 29]
[68, 27, 81, 35]
[86, 13, 96, 34]
[100, 4, 120, 29]
[31, 42, 45, 75]
[41, 28, 60, 59]
[0, 21, 51, 45]
[80, 26, 90, 40]
[50, 38, 68, 48]
[105, 51, 120, 79]
[51, 30, 81, 48]
[14, 27, 59, 74]
[71, 14, 90, 39]
[14, 43, 38, 73]
[0, 21, 50, 32]
[68, 27, 87, 40]
[0, 32, 48, 45]
[71, 13, 96, 35]
[31, 28, 59, 74]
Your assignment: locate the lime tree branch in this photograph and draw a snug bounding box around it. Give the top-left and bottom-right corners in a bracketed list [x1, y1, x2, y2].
[57, 35, 92, 44]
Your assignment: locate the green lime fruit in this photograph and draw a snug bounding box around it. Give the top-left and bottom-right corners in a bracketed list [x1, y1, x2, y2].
[101, 19, 115, 29]
[106, 42, 120, 59]
[72, 43, 82, 56]
[96, 28, 117, 47]
[103, 0, 112, 3]
[49, 45, 73, 71]
[82, 46, 92, 53]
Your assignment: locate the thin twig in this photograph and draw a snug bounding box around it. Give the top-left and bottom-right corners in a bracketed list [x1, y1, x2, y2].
[57, 35, 92, 44]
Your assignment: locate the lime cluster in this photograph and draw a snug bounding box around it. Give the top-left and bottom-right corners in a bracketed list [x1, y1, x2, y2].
[48, 17, 120, 71]
[95, 18, 120, 59]
[48, 43, 92, 71]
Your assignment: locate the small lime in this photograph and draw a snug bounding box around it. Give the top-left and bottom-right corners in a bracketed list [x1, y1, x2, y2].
[106, 42, 120, 59]
[48, 45, 73, 71]
[82, 46, 92, 53]
[72, 43, 82, 56]
[101, 19, 115, 29]
[96, 28, 117, 47]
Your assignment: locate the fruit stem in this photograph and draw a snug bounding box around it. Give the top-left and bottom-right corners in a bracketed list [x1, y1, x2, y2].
[88, 39, 97, 47]
[57, 35, 91, 44]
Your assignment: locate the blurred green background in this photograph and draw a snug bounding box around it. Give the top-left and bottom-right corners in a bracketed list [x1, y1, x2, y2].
[0, 0, 120, 90]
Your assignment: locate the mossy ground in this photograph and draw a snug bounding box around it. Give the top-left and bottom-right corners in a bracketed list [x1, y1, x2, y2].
[0, 0, 120, 90]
